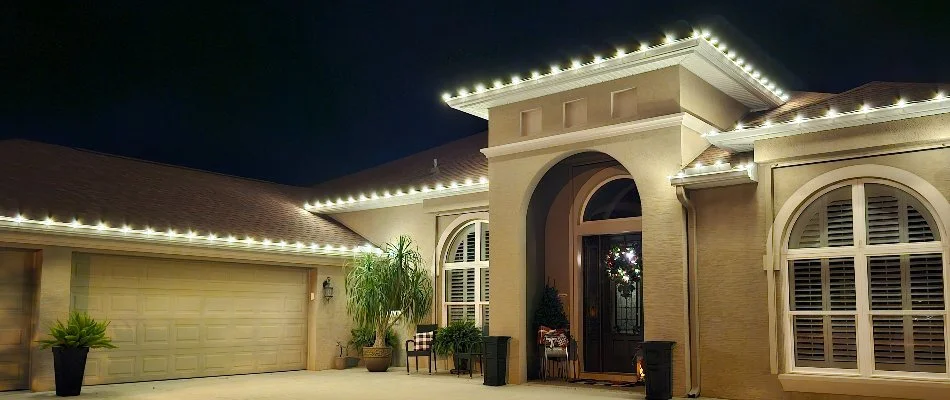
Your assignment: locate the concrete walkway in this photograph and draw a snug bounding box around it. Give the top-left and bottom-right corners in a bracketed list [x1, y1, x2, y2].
[0, 369, 717, 399]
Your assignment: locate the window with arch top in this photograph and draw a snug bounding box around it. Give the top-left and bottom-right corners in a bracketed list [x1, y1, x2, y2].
[785, 180, 947, 376]
[443, 220, 489, 326]
[583, 177, 641, 221]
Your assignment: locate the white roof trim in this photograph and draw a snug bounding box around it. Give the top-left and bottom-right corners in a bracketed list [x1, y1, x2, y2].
[707, 95, 950, 151]
[0, 214, 377, 257]
[481, 112, 715, 159]
[670, 163, 758, 189]
[445, 33, 786, 119]
[306, 180, 489, 214]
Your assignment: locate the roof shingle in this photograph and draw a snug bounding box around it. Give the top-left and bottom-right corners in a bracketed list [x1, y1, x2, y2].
[0, 139, 367, 248]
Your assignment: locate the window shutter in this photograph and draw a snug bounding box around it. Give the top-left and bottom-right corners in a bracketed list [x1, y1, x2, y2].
[447, 304, 476, 324]
[481, 305, 490, 327]
[912, 316, 946, 371]
[909, 254, 944, 310]
[453, 241, 465, 262]
[907, 206, 936, 243]
[480, 268, 489, 302]
[829, 258, 856, 310]
[867, 194, 900, 245]
[826, 199, 854, 247]
[795, 213, 821, 248]
[791, 259, 823, 311]
[794, 316, 825, 363]
[831, 317, 858, 365]
[466, 230, 476, 262]
[481, 226, 490, 261]
[446, 269, 476, 302]
[872, 316, 906, 369]
[868, 255, 903, 310]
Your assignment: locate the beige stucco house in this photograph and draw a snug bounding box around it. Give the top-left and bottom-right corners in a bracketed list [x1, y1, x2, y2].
[2, 29, 949, 400]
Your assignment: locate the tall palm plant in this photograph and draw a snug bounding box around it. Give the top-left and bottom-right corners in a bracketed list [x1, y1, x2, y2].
[346, 235, 433, 348]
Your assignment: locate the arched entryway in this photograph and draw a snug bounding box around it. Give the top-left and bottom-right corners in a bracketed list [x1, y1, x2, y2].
[526, 152, 644, 381]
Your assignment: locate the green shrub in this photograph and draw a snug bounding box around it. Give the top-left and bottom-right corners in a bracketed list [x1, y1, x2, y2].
[434, 319, 482, 357]
[348, 325, 398, 353]
[38, 311, 116, 349]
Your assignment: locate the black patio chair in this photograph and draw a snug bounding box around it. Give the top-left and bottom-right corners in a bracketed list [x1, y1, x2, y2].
[405, 324, 438, 374]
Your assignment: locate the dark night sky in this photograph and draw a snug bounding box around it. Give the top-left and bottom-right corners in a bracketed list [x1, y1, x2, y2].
[4, 1, 949, 186]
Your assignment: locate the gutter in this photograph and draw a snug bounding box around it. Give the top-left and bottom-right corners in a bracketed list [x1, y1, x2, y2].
[676, 186, 701, 398]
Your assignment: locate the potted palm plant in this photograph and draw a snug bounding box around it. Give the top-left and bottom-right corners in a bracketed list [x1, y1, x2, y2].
[433, 319, 483, 373]
[38, 311, 116, 397]
[345, 235, 433, 372]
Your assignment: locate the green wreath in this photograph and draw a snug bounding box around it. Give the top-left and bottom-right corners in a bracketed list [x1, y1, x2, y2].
[605, 244, 641, 297]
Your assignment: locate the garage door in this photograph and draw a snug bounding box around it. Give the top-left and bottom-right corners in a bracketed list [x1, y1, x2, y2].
[71, 253, 308, 385]
[0, 249, 33, 392]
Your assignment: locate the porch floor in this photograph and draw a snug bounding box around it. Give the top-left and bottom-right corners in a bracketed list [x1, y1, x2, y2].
[0, 369, 722, 400]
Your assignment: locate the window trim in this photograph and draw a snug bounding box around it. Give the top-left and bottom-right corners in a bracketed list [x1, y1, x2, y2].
[779, 176, 950, 381]
[440, 219, 489, 327]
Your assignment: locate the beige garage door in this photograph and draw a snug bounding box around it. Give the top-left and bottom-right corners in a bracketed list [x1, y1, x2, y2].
[71, 253, 308, 385]
[0, 249, 33, 392]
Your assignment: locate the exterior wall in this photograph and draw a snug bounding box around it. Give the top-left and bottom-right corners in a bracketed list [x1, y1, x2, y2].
[311, 265, 351, 371]
[487, 67, 682, 147]
[692, 115, 950, 399]
[487, 125, 690, 390]
[678, 67, 747, 130]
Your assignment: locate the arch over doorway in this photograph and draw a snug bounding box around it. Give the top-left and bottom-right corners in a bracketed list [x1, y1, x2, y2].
[525, 151, 644, 380]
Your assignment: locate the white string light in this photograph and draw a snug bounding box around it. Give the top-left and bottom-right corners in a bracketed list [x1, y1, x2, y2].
[307, 175, 489, 210]
[703, 94, 949, 137]
[442, 29, 787, 103]
[0, 214, 379, 256]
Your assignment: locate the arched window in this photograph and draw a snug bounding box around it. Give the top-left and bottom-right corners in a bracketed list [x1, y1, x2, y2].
[785, 180, 946, 375]
[583, 178, 641, 221]
[443, 221, 489, 326]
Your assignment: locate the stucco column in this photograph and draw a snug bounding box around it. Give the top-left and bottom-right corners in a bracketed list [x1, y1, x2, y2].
[310, 265, 352, 371]
[30, 247, 73, 392]
[487, 157, 531, 384]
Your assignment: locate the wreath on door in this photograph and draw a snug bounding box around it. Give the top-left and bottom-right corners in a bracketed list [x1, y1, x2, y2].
[605, 244, 641, 297]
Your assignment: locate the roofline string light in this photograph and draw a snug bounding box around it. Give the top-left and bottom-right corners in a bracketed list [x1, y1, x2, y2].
[703, 91, 948, 137]
[0, 214, 380, 256]
[306, 176, 489, 210]
[441, 29, 788, 103]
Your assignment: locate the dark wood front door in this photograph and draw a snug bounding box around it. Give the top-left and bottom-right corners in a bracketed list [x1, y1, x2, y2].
[582, 233, 643, 373]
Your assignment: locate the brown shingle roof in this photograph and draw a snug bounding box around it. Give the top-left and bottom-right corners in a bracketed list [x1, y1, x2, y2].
[688, 146, 753, 168]
[744, 82, 949, 126]
[0, 139, 367, 248]
[310, 132, 488, 202]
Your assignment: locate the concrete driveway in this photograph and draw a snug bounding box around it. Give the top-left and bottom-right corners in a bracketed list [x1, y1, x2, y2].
[0, 369, 712, 400]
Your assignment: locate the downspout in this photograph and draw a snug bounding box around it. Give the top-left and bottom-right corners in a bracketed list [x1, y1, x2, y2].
[676, 186, 701, 398]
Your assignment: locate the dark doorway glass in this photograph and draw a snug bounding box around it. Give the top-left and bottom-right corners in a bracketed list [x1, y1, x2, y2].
[583, 178, 641, 221]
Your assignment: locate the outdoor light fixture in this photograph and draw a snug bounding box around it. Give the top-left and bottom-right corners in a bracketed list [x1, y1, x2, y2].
[322, 277, 334, 300]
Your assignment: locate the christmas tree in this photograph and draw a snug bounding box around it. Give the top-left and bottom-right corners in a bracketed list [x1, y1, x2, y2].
[533, 283, 569, 330]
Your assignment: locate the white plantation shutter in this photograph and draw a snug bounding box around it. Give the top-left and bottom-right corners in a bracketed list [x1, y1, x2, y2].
[785, 180, 946, 377]
[443, 220, 489, 327]
[446, 268, 476, 302]
[789, 187, 853, 249]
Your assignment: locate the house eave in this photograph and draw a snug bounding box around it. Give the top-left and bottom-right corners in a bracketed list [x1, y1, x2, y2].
[445, 36, 786, 120]
[670, 164, 758, 189]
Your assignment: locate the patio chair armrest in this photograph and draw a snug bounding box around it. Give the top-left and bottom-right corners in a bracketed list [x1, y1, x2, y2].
[405, 339, 416, 352]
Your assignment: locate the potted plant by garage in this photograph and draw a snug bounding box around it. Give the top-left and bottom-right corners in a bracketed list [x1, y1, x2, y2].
[348, 325, 398, 367]
[434, 319, 483, 373]
[345, 235, 433, 372]
[38, 311, 116, 397]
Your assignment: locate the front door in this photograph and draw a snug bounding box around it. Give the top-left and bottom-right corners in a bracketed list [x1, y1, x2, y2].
[582, 233, 643, 373]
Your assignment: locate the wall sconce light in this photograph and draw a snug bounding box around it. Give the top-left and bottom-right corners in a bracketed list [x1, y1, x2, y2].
[322, 277, 334, 300]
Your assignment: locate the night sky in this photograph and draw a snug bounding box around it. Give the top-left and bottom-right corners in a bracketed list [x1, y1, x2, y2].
[4, 1, 949, 186]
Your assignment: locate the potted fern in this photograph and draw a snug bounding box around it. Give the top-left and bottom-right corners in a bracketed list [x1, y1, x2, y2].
[345, 235, 433, 372]
[434, 319, 483, 373]
[38, 311, 116, 397]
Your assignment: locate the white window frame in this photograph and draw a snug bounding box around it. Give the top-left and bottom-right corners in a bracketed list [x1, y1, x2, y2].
[780, 178, 950, 380]
[442, 220, 489, 327]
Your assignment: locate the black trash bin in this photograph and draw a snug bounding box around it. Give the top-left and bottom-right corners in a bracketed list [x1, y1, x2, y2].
[482, 336, 511, 386]
[642, 341, 675, 400]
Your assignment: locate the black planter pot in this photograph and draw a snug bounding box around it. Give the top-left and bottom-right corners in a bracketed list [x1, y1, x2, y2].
[52, 347, 89, 397]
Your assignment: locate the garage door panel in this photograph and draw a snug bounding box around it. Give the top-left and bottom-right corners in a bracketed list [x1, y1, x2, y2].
[0, 249, 33, 392]
[73, 254, 308, 385]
